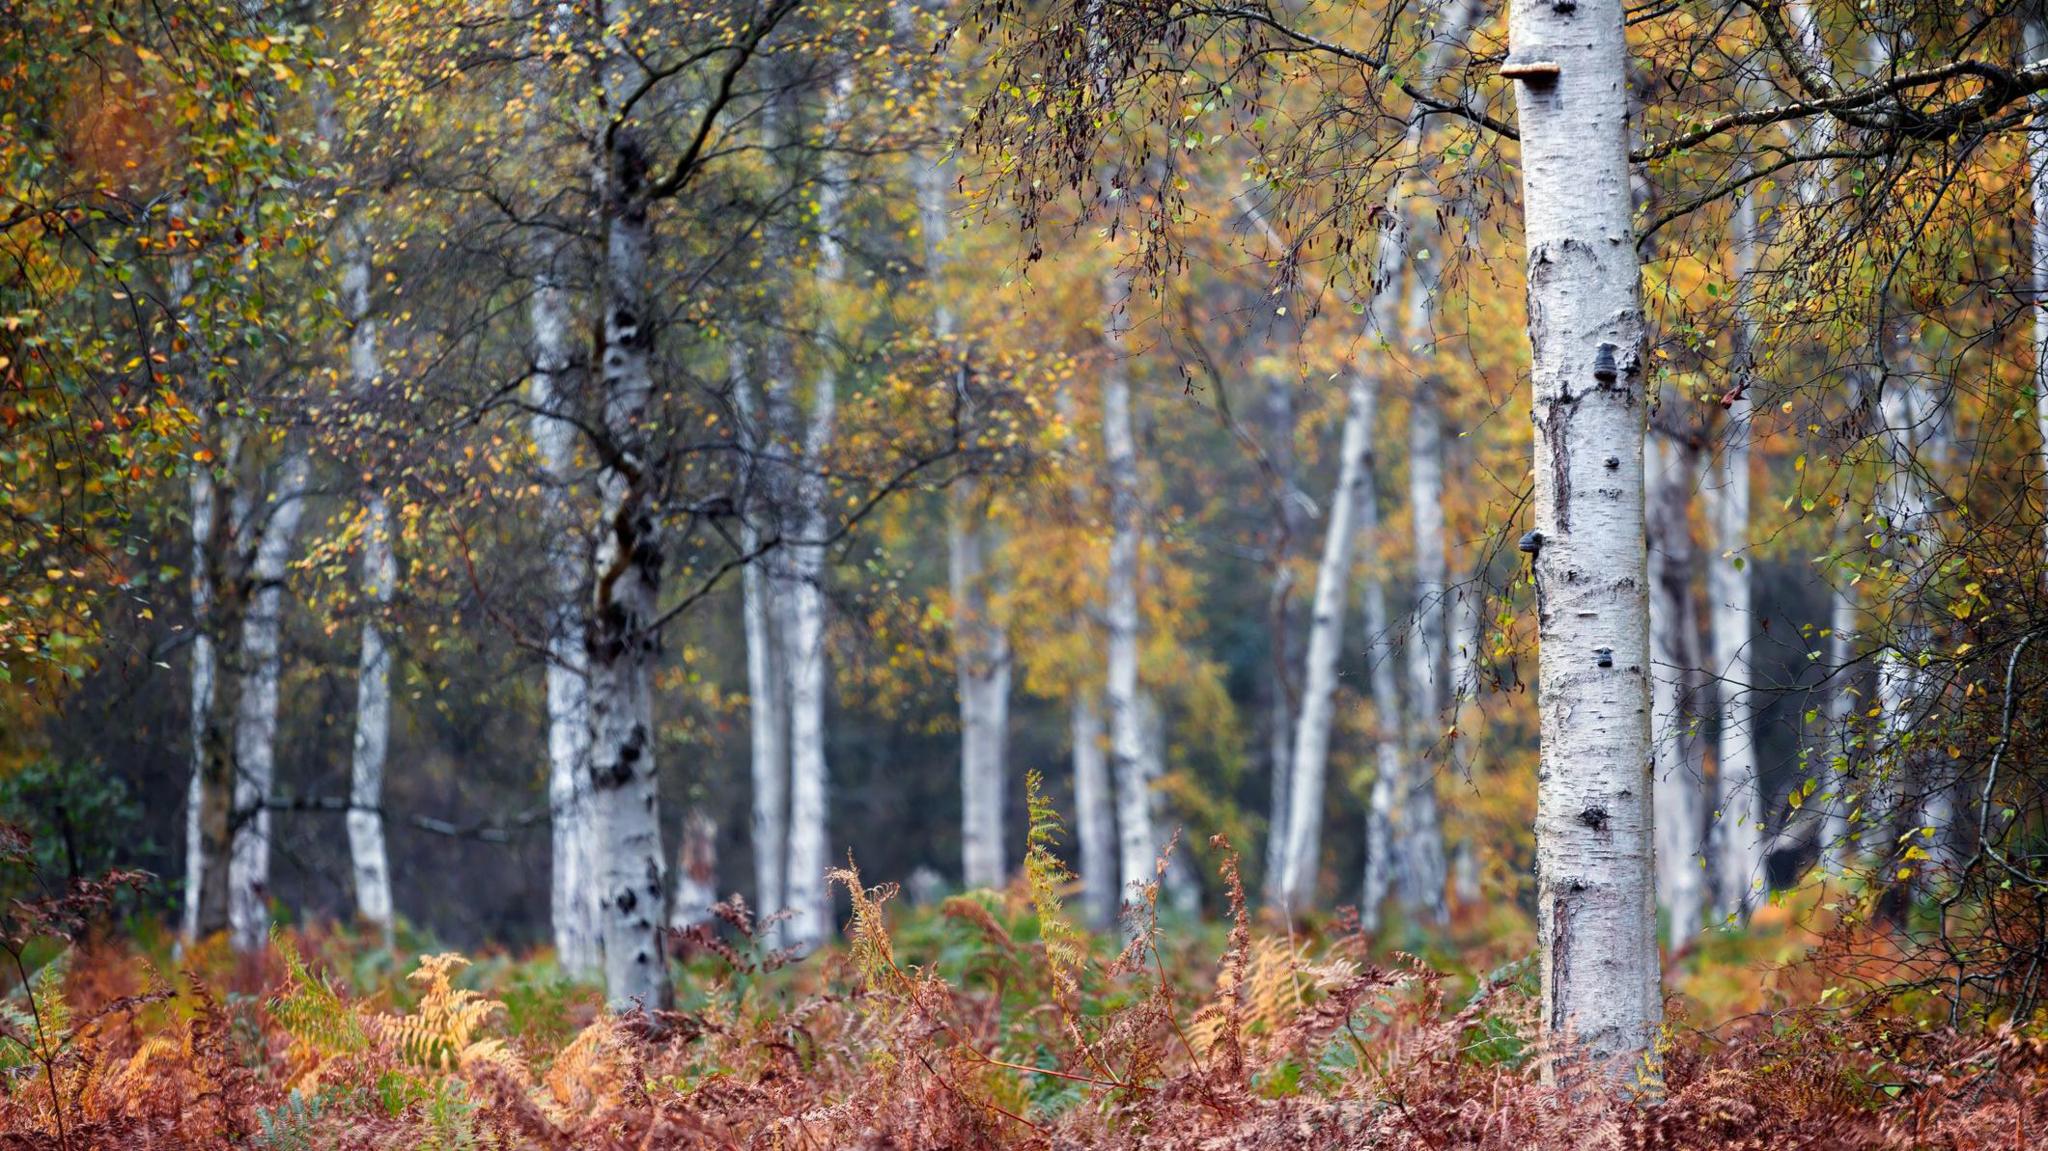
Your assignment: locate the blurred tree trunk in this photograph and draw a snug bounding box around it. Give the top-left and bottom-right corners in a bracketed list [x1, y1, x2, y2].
[1709, 183, 1763, 922]
[1261, 365, 1302, 903]
[1508, 0, 1661, 1074]
[732, 342, 788, 930]
[1101, 268, 1155, 914]
[340, 217, 396, 943]
[670, 809, 718, 931]
[1070, 692, 1118, 929]
[1648, 427, 1707, 949]
[1359, 443, 1403, 932]
[783, 73, 856, 955]
[1276, 371, 1375, 911]
[1397, 256, 1453, 927]
[228, 444, 312, 954]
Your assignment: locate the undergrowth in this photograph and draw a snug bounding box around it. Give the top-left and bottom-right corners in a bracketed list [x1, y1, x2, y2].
[1, 781, 2043, 1149]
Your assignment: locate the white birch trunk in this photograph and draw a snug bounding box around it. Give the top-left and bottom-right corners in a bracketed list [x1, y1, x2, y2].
[1275, 372, 1376, 911]
[587, 114, 669, 1007]
[1099, 269, 1156, 912]
[732, 343, 789, 927]
[529, 238, 602, 980]
[670, 809, 719, 930]
[184, 436, 221, 941]
[1070, 692, 1119, 929]
[341, 225, 396, 942]
[783, 74, 856, 954]
[1262, 368, 1302, 900]
[228, 444, 312, 954]
[1398, 396, 1451, 922]
[1709, 185, 1764, 921]
[1359, 447, 1404, 930]
[1818, 565, 1859, 871]
[912, 42, 1016, 889]
[1647, 429, 1707, 948]
[1507, 0, 1661, 1073]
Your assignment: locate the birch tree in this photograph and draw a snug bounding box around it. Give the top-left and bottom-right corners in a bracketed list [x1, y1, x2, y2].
[1709, 184, 1764, 921]
[783, 72, 857, 955]
[2033, 18, 2048, 567]
[733, 341, 789, 930]
[1506, 0, 1661, 1070]
[1071, 692, 1118, 928]
[1647, 426, 1707, 948]
[1100, 267, 1156, 909]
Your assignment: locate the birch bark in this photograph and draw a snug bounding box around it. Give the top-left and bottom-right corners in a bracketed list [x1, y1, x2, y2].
[2031, 20, 2048, 567]
[1274, 372, 1376, 910]
[783, 74, 857, 954]
[1647, 428, 1707, 948]
[1071, 692, 1119, 928]
[1709, 185, 1764, 920]
[228, 444, 312, 954]
[1100, 269, 1155, 911]
[732, 343, 788, 927]
[1506, 0, 1662, 1072]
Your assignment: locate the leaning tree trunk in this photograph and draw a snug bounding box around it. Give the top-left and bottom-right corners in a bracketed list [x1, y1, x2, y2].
[340, 218, 396, 943]
[228, 443, 312, 954]
[1100, 269, 1156, 912]
[1647, 427, 1707, 949]
[1070, 692, 1119, 929]
[1709, 184, 1764, 922]
[1275, 371, 1376, 912]
[587, 123, 670, 1008]
[783, 74, 856, 955]
[1506, 0, 1661, 1075]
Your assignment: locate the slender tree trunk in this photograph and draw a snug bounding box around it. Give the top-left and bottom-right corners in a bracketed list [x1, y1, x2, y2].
[1709, 185, 1764, 921]
[1647, 428, 1707, 949]
[732, 343, 789, 928]
[1507, 0, 1661, 1074]
[1276, 372, 1376, 911]
[1359, 470, 1404, 931]
[184, 436, 227, 941]
[913, 57, 1016, 888]
[228, 444, 312, 954]
[1070, 692, 1118, 929]
[670, 809, 719, 930]
[783, 74, 856, 954]
[951, 481, 1014, 889]
[1398, 394, 1451, 922]
[587, 121, 670, 1008]
[1819, 560, 1859, 871]
[1262, 366, 1302, 901]
[340, 222, 396, 943]
[1099, 269, 1156, 912]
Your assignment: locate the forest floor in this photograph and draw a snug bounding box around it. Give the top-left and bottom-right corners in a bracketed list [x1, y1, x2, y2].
[2, 852, 2044, 1149]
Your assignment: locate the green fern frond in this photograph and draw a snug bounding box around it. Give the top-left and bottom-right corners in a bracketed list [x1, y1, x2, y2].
[1022, 770, 1083, 1001]
[268, 931, 368, 1059]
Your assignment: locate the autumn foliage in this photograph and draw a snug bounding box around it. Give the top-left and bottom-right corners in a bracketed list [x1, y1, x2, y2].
[0, 803, 2042, 1151]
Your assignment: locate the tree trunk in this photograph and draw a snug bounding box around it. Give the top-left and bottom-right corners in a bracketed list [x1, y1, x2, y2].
[587, 125, 670, 1009]
[1507, 0, 1661, 1074]
[1647, 428, 1707, 949]
[732, 343, 789, 929]
[670, 809, 718, 930]
[783, 74, 856, 955]
[1359, 454, 1404, 932]
[529, 234, 602, 979]
[1397, 395, 1451, 923]
[1100, 269, 1155, 913]
[951, 480, 1014, 889]
[1708, 183, 1764, 922]
[184, 444, 228, 942]
[1819, 562, 1859, 871]
[228, 444, 312, 954]
[1070, 692, 1118, 930]
[1262, 365, 1302, 901]
[914, 58, 1016, 888]
[341, 224, 395, 943]
[1275, 371, 1376, 912]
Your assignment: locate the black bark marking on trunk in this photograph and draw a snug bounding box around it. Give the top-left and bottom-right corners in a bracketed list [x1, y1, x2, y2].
[1549, 891, 1574, 1031]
